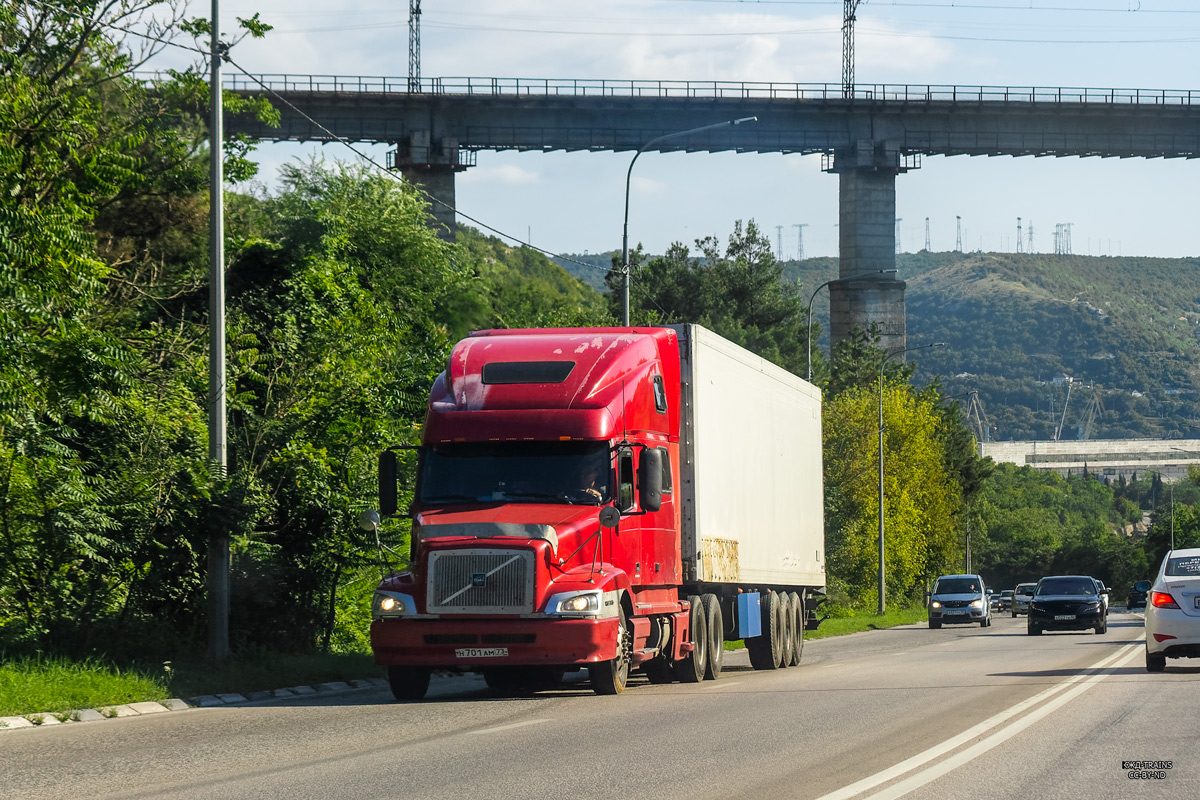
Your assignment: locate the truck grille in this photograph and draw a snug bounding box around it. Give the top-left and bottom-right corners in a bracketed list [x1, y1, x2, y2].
[427, 549, 535, 615]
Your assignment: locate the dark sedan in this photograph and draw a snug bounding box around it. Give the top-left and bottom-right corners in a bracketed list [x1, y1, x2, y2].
[1128, 579, 1151, 609]
[1028, 575, 1108, 635]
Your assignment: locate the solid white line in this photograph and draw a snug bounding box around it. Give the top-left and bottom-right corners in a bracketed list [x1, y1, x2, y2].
[467, 719, 551, 735]
[812, 642, 1141, 800]
[701, 680, 743, 689]
[865, 643, 1142, 799]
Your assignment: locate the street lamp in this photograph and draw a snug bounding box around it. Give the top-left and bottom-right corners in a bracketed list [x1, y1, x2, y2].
[620, 116, 757, 326]
[805, 269, 897, 382]
[878, 341, 945, 615]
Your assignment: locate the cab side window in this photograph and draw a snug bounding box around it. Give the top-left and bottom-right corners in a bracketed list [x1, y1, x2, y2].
[658, 447, 672, 495]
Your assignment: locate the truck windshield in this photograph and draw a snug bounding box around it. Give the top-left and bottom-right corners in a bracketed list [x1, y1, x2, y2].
[418, 441, 612, 506]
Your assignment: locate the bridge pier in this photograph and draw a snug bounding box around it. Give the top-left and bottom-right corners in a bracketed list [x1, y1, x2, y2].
[388, 131, 473, 239]
[824, 142, 913, 355]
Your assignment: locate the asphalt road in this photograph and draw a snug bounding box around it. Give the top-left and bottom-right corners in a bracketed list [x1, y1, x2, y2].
[4, 609, 1193, 800]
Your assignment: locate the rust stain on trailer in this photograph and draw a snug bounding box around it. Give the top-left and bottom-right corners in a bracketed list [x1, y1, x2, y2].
[701, 538, 740, 583]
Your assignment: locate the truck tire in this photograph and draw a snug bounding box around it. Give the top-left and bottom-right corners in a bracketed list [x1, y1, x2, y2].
[590, 603, 632, 695]
[387, 666, 431, 701]
[788, 592, 804, 666]
[777, 593, 793, 669]
[747, 591, 784, 670]
[702, 594, 724, 680]
[675, 595, 708, 683]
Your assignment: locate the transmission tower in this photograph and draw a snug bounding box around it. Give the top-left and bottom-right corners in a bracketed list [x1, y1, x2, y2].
[964, 391, 993, 444]
[955, 216, 962, 252]
[1027, 220, 1035, 253]
[895, 217, 902, 254]
[1054, 223, 1062, 254]
[1064, 222, 1073, 255]
[793, 223, 809, 260]
[776, 225, 784, 260]
[1016, 217, 1023, 253]
[924, 217, 930, 251]
[842, 1, 866, 98]
[408, 0, 422, 92]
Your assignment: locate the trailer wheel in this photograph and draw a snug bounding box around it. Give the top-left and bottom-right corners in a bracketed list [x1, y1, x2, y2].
[702, 594, 724, 680]
[387, 666, 431, 701]
[590, 603, 632, 695]
[675, 595, 708, 683]
[747, 591, 784, 670]
[777, 594, 794, 669]
[788, 592, 804, 666]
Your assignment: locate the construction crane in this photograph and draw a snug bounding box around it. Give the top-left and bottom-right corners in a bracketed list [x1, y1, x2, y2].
[1077, 385, 1105, 441]
[1053, 378, 1075, 441]
[964, 391, 993, 445]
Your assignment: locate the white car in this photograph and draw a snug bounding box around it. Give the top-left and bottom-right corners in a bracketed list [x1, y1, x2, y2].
[1145, 547, 1200, 672]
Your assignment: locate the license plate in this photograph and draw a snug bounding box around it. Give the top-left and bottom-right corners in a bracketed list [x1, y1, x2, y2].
[455, 647, 508, 658]
[1194, 597, 1200, 609]
[1054, 614, 1076, 621]
[946, 609, 967, 614]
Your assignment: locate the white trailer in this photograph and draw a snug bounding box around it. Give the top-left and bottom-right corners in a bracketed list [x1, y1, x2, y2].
[670, 324, 826, 667]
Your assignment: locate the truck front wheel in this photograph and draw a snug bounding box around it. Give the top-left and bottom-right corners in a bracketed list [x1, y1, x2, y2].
[590, 604, 632, 695]
[387, 666, 431, 701]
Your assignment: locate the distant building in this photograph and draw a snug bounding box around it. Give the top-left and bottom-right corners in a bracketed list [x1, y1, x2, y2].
[981, 439, 1200, 482]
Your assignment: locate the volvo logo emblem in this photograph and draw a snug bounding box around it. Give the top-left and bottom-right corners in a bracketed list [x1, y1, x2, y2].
[471, 572, 487, 588]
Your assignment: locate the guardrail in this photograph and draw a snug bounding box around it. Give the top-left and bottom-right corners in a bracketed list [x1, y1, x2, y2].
[136, 73, 1200, 106]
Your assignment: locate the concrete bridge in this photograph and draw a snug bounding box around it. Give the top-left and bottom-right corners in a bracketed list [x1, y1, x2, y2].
[223, 74, 1200, 351]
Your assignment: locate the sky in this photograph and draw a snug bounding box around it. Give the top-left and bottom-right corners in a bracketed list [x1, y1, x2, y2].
[145, 1, 1200, 261]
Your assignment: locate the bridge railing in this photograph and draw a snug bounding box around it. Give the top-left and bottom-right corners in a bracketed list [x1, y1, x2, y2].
[139, 73, 1200, 106]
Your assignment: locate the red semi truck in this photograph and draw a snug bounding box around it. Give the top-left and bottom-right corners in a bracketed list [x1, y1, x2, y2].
[369, 324, 825, 699]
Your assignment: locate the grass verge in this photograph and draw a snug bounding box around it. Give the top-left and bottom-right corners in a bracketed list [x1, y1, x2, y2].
[723, 605, 928, 649]
[0, 652, 383, 718]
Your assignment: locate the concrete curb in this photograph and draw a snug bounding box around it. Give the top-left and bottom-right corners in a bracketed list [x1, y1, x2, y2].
[0, 678, 386, 733]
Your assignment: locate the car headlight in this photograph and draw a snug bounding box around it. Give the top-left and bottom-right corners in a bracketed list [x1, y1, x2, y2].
[931, 601, 942, 609]
[546, 590, 602, 617]
[372, 590, 416, 619]
[1080, 601, 1101, 612]
[970, 599, 983, 608]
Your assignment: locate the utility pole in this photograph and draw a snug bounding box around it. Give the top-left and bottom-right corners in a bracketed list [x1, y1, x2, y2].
[793, 223, 808, 260]
[207, 0, 230, 664]
[776, 225, 784, 260]
[1016, 217, 1023, 253]
[842, 0, 866, 98]
[955, 216, 962, 252]
[408, 0, 422, 92]
[924, 217, 930, 251]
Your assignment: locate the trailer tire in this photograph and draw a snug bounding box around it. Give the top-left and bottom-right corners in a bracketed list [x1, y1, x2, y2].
[777, 593, 793, 669]
[675, 595, 708, 683]
[387, 666, 431, 701]
[590, 603, 633, 695]
[702, 594, 724, 680]
[747, 591, 784, 670]
[788, 592, 804, 666]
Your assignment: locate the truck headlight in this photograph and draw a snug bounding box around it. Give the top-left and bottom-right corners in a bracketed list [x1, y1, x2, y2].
[373, 590, 416, 619]
[546, 590, 602, 617]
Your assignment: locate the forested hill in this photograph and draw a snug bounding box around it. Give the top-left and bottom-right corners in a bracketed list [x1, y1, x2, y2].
[555, 246, 1200, 442]
[793, 252, 1200, 441]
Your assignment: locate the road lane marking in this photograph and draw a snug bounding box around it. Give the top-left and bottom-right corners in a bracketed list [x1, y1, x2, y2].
[702, 681, 743, 689]
[814, 641, 1142, 800]
[467, 719, 551, 735]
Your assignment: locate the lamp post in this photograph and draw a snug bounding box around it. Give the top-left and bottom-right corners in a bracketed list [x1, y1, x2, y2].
[878, 341, 945, 615]
[620, 117, 757, 326]
[805, 268, 897, 382]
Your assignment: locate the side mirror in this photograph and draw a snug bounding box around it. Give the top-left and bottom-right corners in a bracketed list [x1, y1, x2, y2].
[379, 450, 398, 517]
[638, 448, 663, 512]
